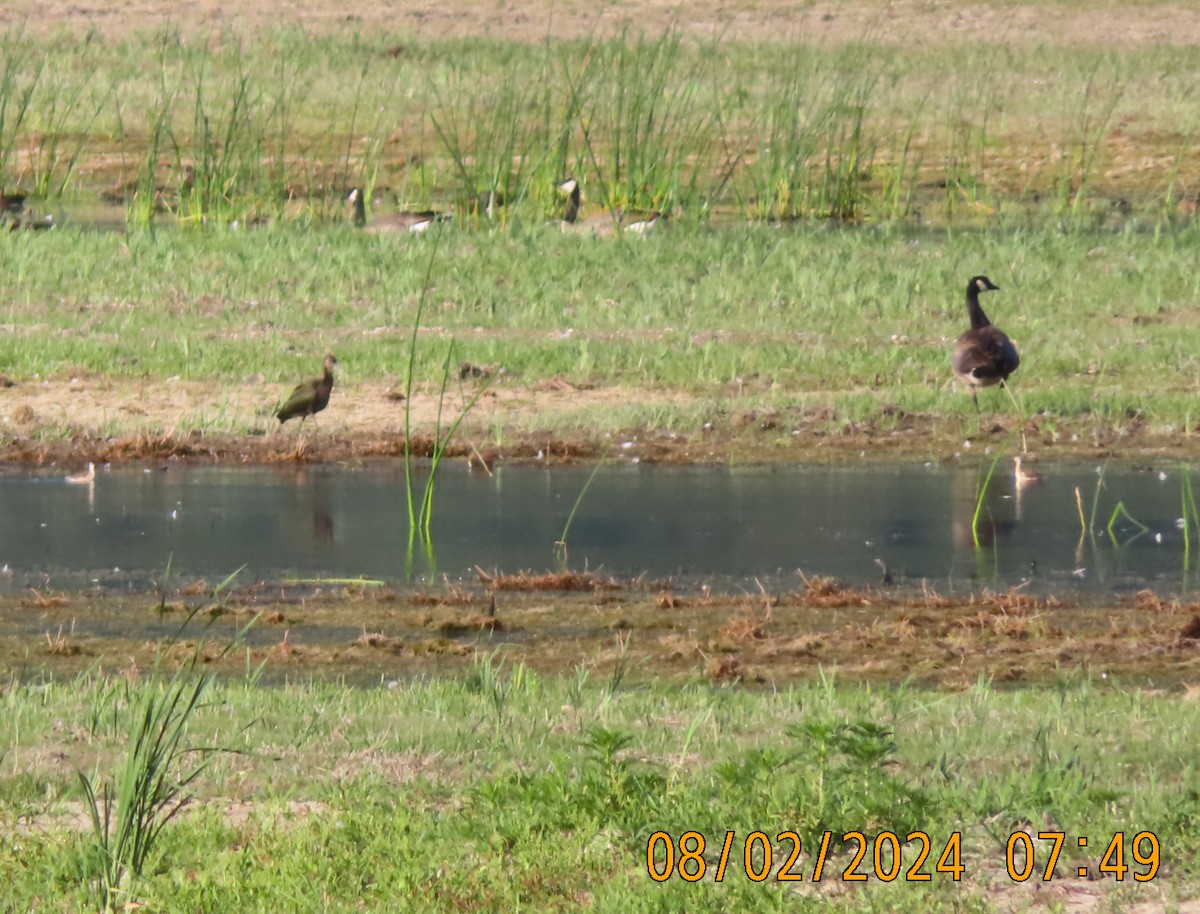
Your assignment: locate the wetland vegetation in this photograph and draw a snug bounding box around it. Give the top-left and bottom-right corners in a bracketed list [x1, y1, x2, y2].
[0, 3, 1197, 466]
[2, 1, 1200, 909]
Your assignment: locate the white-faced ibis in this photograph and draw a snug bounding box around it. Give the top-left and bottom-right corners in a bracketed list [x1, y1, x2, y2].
[347, 188, 450, 233]
[556, 177, 664, 237]
[65, 462, 95, 484]
[952, 275, 1020, 408]
[276, 354, 338, 427]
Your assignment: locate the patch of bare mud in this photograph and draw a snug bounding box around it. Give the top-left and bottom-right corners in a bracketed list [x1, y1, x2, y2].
[0, 0, 1190, 47]
[3, 0, 1199, 48]
[0, 374, 1194, 467]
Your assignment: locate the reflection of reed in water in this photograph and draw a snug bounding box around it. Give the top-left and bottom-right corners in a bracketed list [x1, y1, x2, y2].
[951, 464, 1017, 551]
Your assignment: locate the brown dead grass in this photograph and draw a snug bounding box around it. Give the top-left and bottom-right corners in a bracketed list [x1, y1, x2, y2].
[22, 589, 69, 609]
[3, 577, 1198, 688]
[433, 614, 505, 635]
[475, 567, 623, 592]
[354, 630, 407, 652]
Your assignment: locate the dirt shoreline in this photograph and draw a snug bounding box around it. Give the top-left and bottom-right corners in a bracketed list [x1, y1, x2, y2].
[0, 376, 1192, 467]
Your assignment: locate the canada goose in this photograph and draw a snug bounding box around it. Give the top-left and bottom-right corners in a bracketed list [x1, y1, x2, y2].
[0, 192, 52, 231]
[276, 354, 337, 427]
[0, 193, 26, 215]
[65, 462, 96, 484]
[347, 188, 449, 233]
[952, 275, 1020, 407]
[556, 177, 664, 237]
[9, 212, 54, 232]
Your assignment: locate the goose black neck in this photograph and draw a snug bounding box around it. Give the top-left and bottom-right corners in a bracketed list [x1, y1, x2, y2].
[352, 191, 366, 227]
[563, 185, 581, 223]
[965, 283, 992, 330]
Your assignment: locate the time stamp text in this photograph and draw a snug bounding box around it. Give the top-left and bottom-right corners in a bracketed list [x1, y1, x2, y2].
[647, 830, 1161, 883]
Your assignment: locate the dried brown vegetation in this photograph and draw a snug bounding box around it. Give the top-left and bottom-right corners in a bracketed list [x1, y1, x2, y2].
[2, 575, 1197, 688]
[475, 568, 623, 592]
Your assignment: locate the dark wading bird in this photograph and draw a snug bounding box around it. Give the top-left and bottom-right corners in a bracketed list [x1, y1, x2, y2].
[952, 275, 1020, 408]
[276, 354, 338, 429]
[347, 187, 449, 234]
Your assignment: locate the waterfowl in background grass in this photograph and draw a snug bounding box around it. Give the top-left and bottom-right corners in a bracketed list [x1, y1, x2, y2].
[276, 354, 337, 428]
[347, 188, 450, 233]
[0, 192, 55, 231]
[0, 192, 26, 215]
[952, 275, 1020, 408]
[556, 177, 665, 237]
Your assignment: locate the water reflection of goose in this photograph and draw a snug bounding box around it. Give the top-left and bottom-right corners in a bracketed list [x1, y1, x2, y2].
[65, 463, 95, 484]
[1013, 456, 1044, 488]
[1013, 456, 1044, 522]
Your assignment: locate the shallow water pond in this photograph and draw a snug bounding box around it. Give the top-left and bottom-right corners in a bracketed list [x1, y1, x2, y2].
[0, 460, 1194, 597]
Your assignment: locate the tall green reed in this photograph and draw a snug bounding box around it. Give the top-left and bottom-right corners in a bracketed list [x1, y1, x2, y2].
[554, 454, 607, 568]
[78, 672, 211, 912]
[77, 568, 254, 913]
[569, 27, 720, 215]
[739, 42, 898, 221]
[26, 66, 105, 198]
[428, 53, 552, 225]
[402, 227, 491, 550]
[1051, 58, 1127, 226]
[0, 29, 42, 193]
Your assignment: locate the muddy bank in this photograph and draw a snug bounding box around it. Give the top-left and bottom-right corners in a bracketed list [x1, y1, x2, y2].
[0, 377, 1189, 467]
[8, 576, 1200, 688]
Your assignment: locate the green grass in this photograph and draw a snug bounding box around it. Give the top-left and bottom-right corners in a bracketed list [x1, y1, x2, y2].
[2, 221, 1200, 441]
[0, 16, 1196, 450]
[0, 22, 1194, 224]
[0, 668, 1194, 910]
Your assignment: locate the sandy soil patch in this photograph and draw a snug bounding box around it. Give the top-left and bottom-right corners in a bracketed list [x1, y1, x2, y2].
[3, 0, 1199, 47]
[0, 372, 1192, 467]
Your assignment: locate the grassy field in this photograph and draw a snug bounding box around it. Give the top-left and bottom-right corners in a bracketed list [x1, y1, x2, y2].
[0, 8, 1196, 460]
[1, 665, 1196, 912]
[2, 6, 1200, 911]
[2, 220, 1200, 463]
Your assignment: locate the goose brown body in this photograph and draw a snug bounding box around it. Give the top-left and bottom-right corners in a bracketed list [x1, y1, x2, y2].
[557, 178, 664, 237]
[277, 354, 337, 425]
[347, 188, 449, 233]
[952, 275, 1019, 406]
